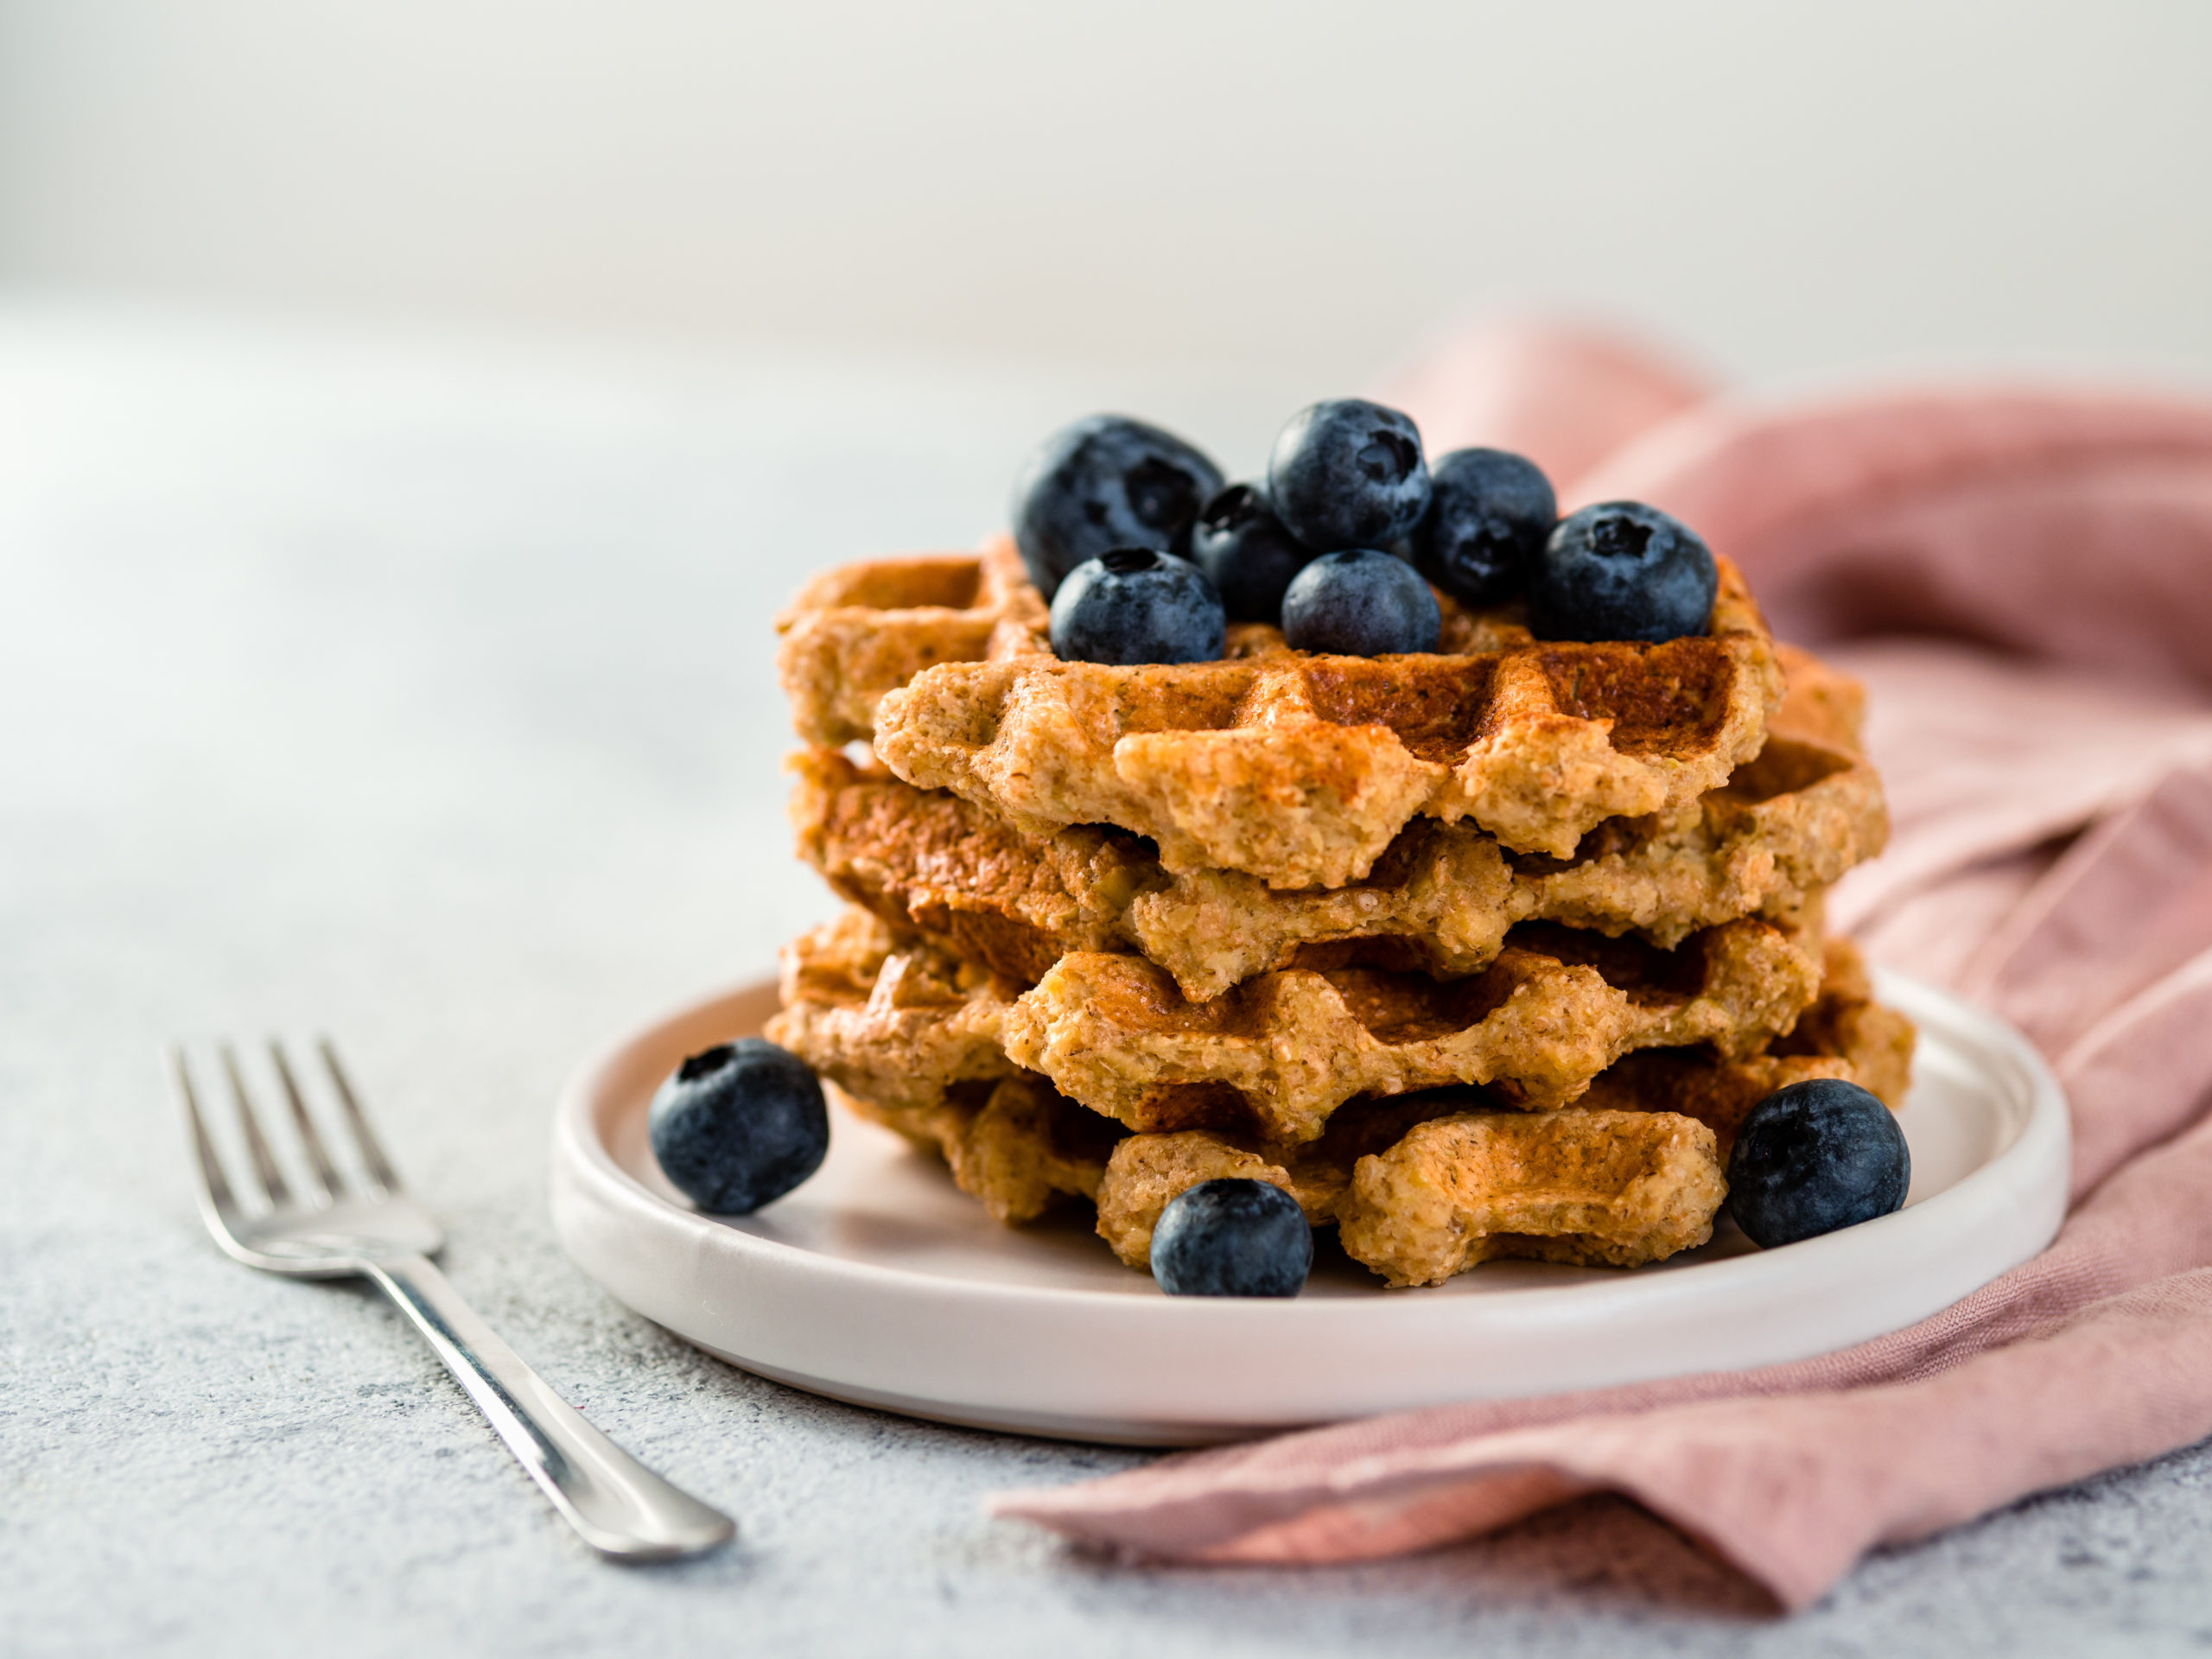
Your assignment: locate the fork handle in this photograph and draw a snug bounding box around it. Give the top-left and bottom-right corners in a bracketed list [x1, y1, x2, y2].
[365, 1253, 735, 1560]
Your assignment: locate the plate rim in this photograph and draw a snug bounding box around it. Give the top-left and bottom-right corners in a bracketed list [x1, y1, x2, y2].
[549, 969, 2070, 1437]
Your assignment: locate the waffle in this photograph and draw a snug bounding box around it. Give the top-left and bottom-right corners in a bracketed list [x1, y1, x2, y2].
[1338, 1110, 1727, 1285]
[1003, 918, 1820, 1138]
[769, 524, 1907, 1291]
[1090, 936, 1908, 1281]
[768, 904, 1823, 1143]
[1581, 935, 1916, 1149]
[790, 714, 1878, 1003]
[769, 908, 1019, 1118]
[827, 940, 1904, 1286]
[837, 1084, 1730, 1285]
[776, 537, 1047, 747]
[835, 1072, 1122, 1225]
[863, 556, 1781, 882]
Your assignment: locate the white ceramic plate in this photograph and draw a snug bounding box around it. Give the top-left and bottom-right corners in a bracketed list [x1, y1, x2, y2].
[550, 971, 2068, 1446]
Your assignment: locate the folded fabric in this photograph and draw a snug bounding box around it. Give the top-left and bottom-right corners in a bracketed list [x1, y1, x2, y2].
[988, 323, 2212, 1610]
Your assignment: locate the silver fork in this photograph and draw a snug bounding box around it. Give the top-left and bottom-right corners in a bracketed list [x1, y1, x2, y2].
[170, 1037, 735, 1562]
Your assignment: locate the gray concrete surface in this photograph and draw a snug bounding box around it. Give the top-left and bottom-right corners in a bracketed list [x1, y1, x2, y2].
[4, 304, 2209, 1657]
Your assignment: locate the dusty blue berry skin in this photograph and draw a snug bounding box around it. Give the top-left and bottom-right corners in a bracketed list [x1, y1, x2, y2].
[1189, 482, 1318, 622]
[1412, 448, 1558, 607]
[1280, 548, 1441, 656]
[1151, 1178, 1313, 1297]
[647, 1039, 829, 1215]
[1267, 399, 1433, 553]
[1726, 1078, 1910, 1249]
[1529, 500, 1718, 643]
[1011, 415, 1225, 597]
[1049, 547, 1226, 664]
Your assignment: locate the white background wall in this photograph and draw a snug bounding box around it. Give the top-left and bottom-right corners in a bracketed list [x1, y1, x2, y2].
[1, 0, 2208, 391]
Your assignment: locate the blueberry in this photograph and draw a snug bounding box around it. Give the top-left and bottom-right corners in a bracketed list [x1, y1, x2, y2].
[1726, 1078, 1910, 1249]
[1049, 547, 1226, 665]
[1412, 448, 1558, 607]
[647, 1038, 829, 1215]
[1011, 415, 1225, 597]
[1188, 482, 1319, 622]
[1150, 1178, 1312, 1297]
[1267, 398, 1432, 553]
[1280, 548, 1441, 656]
[1529, 501, 1717, 643]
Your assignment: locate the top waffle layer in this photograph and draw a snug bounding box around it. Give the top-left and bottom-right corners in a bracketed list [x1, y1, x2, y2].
[779, 537, 1783, 882]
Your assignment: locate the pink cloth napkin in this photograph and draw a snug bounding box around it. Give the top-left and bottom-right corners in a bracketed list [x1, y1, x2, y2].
[988, 323, 2212, 1610]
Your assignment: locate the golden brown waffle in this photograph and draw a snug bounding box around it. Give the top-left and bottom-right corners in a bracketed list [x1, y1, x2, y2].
[789, 639, 1877, 1001]
[1095, 937, 1910, 1283]
[1084, 1084, 1471, 1269]
[834, 1072, 1122, 1225]
[770, 518, 1908, 1291]
[1004, 918, 1821, 1138]
[769, 909, 1020, 1117]
[776, 537, 1047, 747]
[837, 1082, 1728, 1286]
[865, 556, 1781, 881]
[1583, 935, 1916, 1150]
[791, 721, 1878, 1002]
[822, 938, 1908, 1285]
[1092, 1105, 1731, 1284]
[1337, 1110, 1727, 1285]
[769, 904, 1823, 1143]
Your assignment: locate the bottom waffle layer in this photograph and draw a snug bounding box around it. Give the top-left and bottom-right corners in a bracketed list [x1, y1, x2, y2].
[817, 938, 1915, 1288]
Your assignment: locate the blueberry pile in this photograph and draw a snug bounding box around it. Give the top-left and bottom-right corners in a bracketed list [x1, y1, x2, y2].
[1726, 1078, 1910, 1249]
[1011, 402, 1719, 664]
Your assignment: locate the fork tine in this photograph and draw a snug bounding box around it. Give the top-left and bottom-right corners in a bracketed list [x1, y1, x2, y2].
[220, 1043, 291, 1207]
[170, 1046, 240, 1223]
[268, 1039, 343, 1199]
[318, 1037, 400, 1193]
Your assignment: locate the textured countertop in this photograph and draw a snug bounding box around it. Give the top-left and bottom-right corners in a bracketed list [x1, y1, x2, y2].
[5, 304, 2209, 1657]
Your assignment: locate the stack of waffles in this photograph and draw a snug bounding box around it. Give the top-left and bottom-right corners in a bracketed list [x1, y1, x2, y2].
[766, 537, 1914, 1287]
